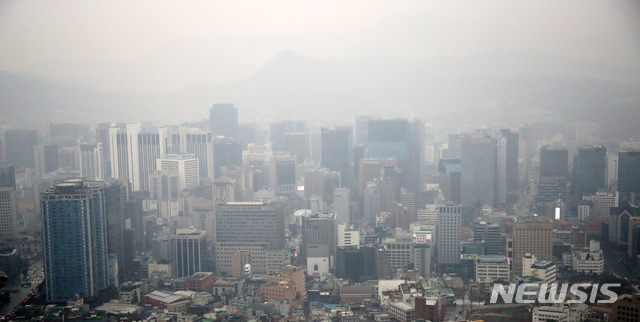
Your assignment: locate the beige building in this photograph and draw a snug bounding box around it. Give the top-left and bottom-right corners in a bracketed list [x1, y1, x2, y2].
[513, 218, 553, 275]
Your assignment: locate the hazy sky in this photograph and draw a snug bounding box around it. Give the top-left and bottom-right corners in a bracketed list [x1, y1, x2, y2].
[1, 0, 639, 94]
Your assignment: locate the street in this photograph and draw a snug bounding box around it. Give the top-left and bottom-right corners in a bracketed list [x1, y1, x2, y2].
[0, 261, 43, 320]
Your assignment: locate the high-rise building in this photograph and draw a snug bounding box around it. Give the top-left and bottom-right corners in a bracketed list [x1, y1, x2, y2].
[213, 136, 242, 179]
[333, 188, 351, 226]
[0, 165, 15, 188]
[321, 127, 353, 190]
[436, 205, 461, 265]
[41, 179, 109, 301]
[513, 218, 553, 275]
[0, 186, 17, 240]
[210, 104, 238, 138]
[175, 229, 208, 277]
[572, 145, 607, 202]
[336, 245, 376, 282]
[270, 120, 306, 152]
[537, 146, 570, 210]
[270, 154, 297, 196]
[103, 180, 127, 278]
[301, 213, 337, 272]
[304, 168, 326, 199]
[284, 132, 310, 164]
[78, 143, 105, 180]
[109, 124, 160, 191]
[473, 221, 501, 255]
[461, 135, 497, 208]
[497, 129, 519, 204]
[358, 158, 397, 196]
[366, 119, 414, 189]
[618, 151, 640, 204]
[5, 129, 38, 169]
[159, 126, 215, 182]
[34, 143, 59, 176]
[406, 120, 425, 192]
[582, 192, 619, 220]
[354, 115, 376, 146]
[157, 153, 199, 191]
[149, 170, 180, 218]
[214, 201, 286, 274]
[363, 182, 381, 225]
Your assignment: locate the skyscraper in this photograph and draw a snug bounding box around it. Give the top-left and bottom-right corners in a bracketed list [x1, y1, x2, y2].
[573, 145, 607, 202]
[210, 104, 238, 138]
[618, 151, 640, 204]
[333, 188, 351, 226]
[538, 146, 570, 208]
[321, 127, 353, 190]
[5, 129, 38, 169]
[284, 132, 310, 163]
[436, 205, 461, 265]
[109, 124, 161, 191]
[34, 143, 59, 176]
[213, 136, 242, 179]
[460, 135, 497, 208]
[474, 221, 501, 255]
[41, 179, 109, 301]
[78, 143, 105, 180]
[498, 129, 519, 200]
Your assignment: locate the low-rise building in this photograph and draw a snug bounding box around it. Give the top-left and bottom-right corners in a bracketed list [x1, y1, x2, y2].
[143, 290, 190, 312]
[571, 240, 604, 274]
[532, 304, 588, 322]
[387, 300, 415, 322]
[185, 272, 214, 293]
[475, 255, 510, 283]
[119, 282, 142, 304]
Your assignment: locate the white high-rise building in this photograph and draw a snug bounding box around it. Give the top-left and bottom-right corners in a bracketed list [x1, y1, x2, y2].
[337, 222, 360, 247]
[436, 205, 461, 265]
[333, 188, 350, 226]
[160, 126, 215, 182]
[149, 170, 180, 218]
[78, 143, 104, 180]
[157, 153, 200, 191]
[109, 123, 161, 191]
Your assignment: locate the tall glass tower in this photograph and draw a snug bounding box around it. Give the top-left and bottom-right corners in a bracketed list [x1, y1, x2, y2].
[41, 179, 109, 301]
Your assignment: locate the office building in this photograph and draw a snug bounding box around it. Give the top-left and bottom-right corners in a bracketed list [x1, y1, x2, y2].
[175, 229, 208, 277]
[5, 129, 38, 169]
[41, 179, 109, 301]
[354, 115, 375, 146]
[78, 143, 105, 180]
[0, 165, 15, 188]
[496, 129, 518, 204]
[149, 170, 180, 218]
[321, 127, 353, 189]
[215, 201, 286, 274]
[522, 253, 557, 284]
[157, 153, 199, 191]
[381, 232, 414, 276]
[109, 124, 160, 191]
[210, 104, 238, 138]
[513, 218, 553, 275]
[609, 293, 640, 322]
[337, 222, 359, 247]
[358, 158, 397, 196]
[475, 255, 510, 283]
[363, 182, 381, 225]
[333, 188, 351, 226]
[572, 145, 607, 201]
[460, 134, 497, 208]
[582, 192, 618, 220]
[284, 132, 310, 163]
[618, 151, 640, 204]
[270, 154, 297, 196]
[336, 245, 377, 282]
[304, 168, 326, 199]
[436, 205, 462, 265]
[540, 146, 569, 177]
[569, 240, 604, 275]
[301, 213, 337, 272]
[34, 143, 59, 176]
[160, 126, 215, 182]
[474, 221, 501, 255]
[270, 120, 306, 152]
[213, 136, 242, 179]
[0, 187, 17, 240]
